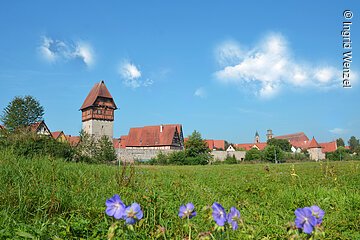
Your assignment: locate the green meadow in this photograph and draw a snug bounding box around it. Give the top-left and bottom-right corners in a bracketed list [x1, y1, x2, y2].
[0, 149, 359, 239]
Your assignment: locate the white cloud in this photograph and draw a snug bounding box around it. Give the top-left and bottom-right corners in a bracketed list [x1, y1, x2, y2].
[215, 33, 342, 99]
[74, 42, 94, 67]
[194, 87, 206, 98]
[39, 36, 94, 67]
[39, 36, 56, 62]
[119, 60, 153, 89]
[329, 128, 348, 134]
[215, 40, 244, 67]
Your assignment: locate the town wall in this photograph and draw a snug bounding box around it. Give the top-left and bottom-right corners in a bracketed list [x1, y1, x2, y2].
[116, 149, 246, 162]
[211, 151, 246, 161]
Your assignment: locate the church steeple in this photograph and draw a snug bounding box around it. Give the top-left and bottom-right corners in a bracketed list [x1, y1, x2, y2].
[80, 80, 117, 139]
[254, 131, 260, 143]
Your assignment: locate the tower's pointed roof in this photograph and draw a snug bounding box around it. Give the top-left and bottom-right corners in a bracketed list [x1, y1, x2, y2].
[255, 131, 259, 137]
[308, 137, 321, 148]
[80, 80, 117, 110]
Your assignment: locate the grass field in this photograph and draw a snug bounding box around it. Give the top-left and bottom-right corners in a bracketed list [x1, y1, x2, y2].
[0, 149, 359, 239]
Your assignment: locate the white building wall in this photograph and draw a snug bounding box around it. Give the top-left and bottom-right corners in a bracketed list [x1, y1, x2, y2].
[82, 119, 113, 140]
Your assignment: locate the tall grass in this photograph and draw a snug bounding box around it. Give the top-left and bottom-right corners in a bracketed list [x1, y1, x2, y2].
[0, 149, 359, 239]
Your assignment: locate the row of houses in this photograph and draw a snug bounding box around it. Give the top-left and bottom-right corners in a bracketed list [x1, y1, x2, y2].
[0, 120, 82, 147]
[0, 80, 343, 161]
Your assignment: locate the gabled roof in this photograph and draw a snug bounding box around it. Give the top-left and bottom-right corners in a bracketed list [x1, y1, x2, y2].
[66, 135, 81, 147]
[319, 141, 337, 153]
[80, 80, 117, 110]
[125, 124, 181, 147]
[308, 137, 321, 149]
[113, 138, 120, 149]
[29, 121, 52, 136]
[51, 131, 64, 140]
[119, 135, 128, 148]
[275, 132, 309, 143]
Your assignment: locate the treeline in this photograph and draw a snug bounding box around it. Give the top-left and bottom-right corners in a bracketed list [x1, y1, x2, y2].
[149, 130, 212, 165]
[0, 129, 116, 164]
[0, 95, 116, 164]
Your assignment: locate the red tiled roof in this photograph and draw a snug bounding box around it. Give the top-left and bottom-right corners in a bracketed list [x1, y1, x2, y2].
[213, 140, 225, 150]
[30, 121, 43, 132]
[255, 143, 268, 150]
[205, 140, 215, 150]
[119, 135, 127, 148]
[80, 80, 117, 110]
[51, 131, 63, 140]
[275, 132, 309, 143]
[319, 141, 337, 153]
[66, 135, 80, 147]
[113, 138, 120, 149]
[205, 139, 226, 150]
[29, 121, 52, 137]
[308, 137, 321, 148]
[235, 143, 267, 151]
[125, 124, 180, 147]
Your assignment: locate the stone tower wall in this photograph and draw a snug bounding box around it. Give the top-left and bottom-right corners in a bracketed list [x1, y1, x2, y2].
[82, 119, 113, 140]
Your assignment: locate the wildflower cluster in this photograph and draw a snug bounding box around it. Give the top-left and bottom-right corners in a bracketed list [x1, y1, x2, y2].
[212, 202, 241, 230]
[294, 205, 325, 234]
[178, 202, 241, 231]
[105, 194, 143, 225]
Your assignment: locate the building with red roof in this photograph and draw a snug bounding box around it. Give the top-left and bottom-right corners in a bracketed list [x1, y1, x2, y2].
[66, 135, 81, 147]
[80, 80, 117, 140]
[307, 137, 325, 161]
[319, 141, 337, 153]
[29, 121, 52, 137]
[235, 143, 267, 151]
[122, 124, 184, 150]
[51, 131, 67, 142]
[205, 139, 226, 151]
[275, 132, 309, 148]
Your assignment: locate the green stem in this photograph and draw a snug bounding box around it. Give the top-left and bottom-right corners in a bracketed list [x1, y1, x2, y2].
[188, 217, 192, 240]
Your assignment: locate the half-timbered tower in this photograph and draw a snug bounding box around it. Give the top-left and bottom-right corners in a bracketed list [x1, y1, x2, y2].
[80, 80, 117, 140]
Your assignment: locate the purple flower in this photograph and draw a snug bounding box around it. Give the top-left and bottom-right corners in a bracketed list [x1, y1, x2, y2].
[295, 207, 317, 234]
[124, 202, 143, 225]
[178, 202, 197, 219]
[212, 202, 227, 226]
[227, 207, 241, 230]
[105, 194, 126, 219]
[310, 205, 325, 225]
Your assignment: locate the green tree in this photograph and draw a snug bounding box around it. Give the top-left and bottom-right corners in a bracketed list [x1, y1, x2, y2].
[336, 138, 345, 147]
[348, 136, 359, 152]
[263, 145, 284, 163]
[245, 148, 262, 161]
[74, 130, 98, 163]
[185, 130, 212, 164]
[267, 138, 292, 152]
[326, 146, 350, 161]
[224, 154, 237, 164]
[1, 96, 44, 131]
[95, 136, 117, 163]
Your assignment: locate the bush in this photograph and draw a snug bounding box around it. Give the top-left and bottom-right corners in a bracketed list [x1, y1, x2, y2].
[245, 148, 262, 161]
[326, 146, 351, 161]
[263, 145, 284, 163]
[1, 130, 75, 161]
[150, 151, 210, 165]
[224, 154, 237, 164]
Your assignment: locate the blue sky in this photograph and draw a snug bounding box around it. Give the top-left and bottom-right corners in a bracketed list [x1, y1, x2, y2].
[0, 1, 359, 143]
